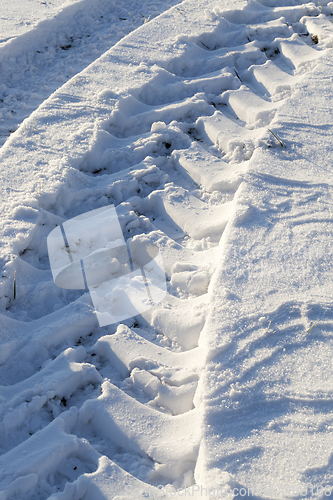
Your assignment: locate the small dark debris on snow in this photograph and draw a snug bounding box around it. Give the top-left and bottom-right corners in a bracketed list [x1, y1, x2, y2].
[200, 41, 210, 49]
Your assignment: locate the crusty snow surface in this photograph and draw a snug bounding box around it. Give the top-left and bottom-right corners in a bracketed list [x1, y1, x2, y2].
[1, 0, 333, 498]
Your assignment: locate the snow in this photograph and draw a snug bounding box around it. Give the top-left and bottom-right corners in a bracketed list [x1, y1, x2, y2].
[0, 0, 183, 147]
[1, 0, 333, 498]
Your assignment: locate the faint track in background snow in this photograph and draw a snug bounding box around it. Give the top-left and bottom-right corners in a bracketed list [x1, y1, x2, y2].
[0, 0, 333, 499]
[0, 0, 183, 148]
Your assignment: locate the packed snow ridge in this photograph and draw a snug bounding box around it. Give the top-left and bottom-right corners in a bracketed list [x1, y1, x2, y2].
[1, 0, 333, 499]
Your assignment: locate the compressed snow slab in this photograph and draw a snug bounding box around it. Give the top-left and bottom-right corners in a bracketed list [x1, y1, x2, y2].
[94, 324, 205, 376]
[152, 185, 234, 240]
[80, 380, 201, 479]
[173, 141, 246, 192]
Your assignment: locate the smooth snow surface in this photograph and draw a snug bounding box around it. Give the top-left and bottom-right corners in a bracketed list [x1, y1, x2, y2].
[1, 0, 333, 498]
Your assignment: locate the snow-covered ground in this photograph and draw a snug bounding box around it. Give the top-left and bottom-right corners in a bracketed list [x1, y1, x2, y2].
[0, 0, 182, 146]
[1, 0, 333, 498]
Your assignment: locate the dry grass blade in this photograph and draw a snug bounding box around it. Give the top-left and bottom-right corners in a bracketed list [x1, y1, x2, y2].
[268, 128, 286, 148]
[234, 68, 242, 82]
[264, 321, 276, 334]
[200, 41, 210, 49]
[306, 320, 319, 333]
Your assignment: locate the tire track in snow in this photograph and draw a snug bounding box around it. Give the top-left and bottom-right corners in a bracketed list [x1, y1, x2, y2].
[0, 0, 183, 148]
[0, 1, 333, 498]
